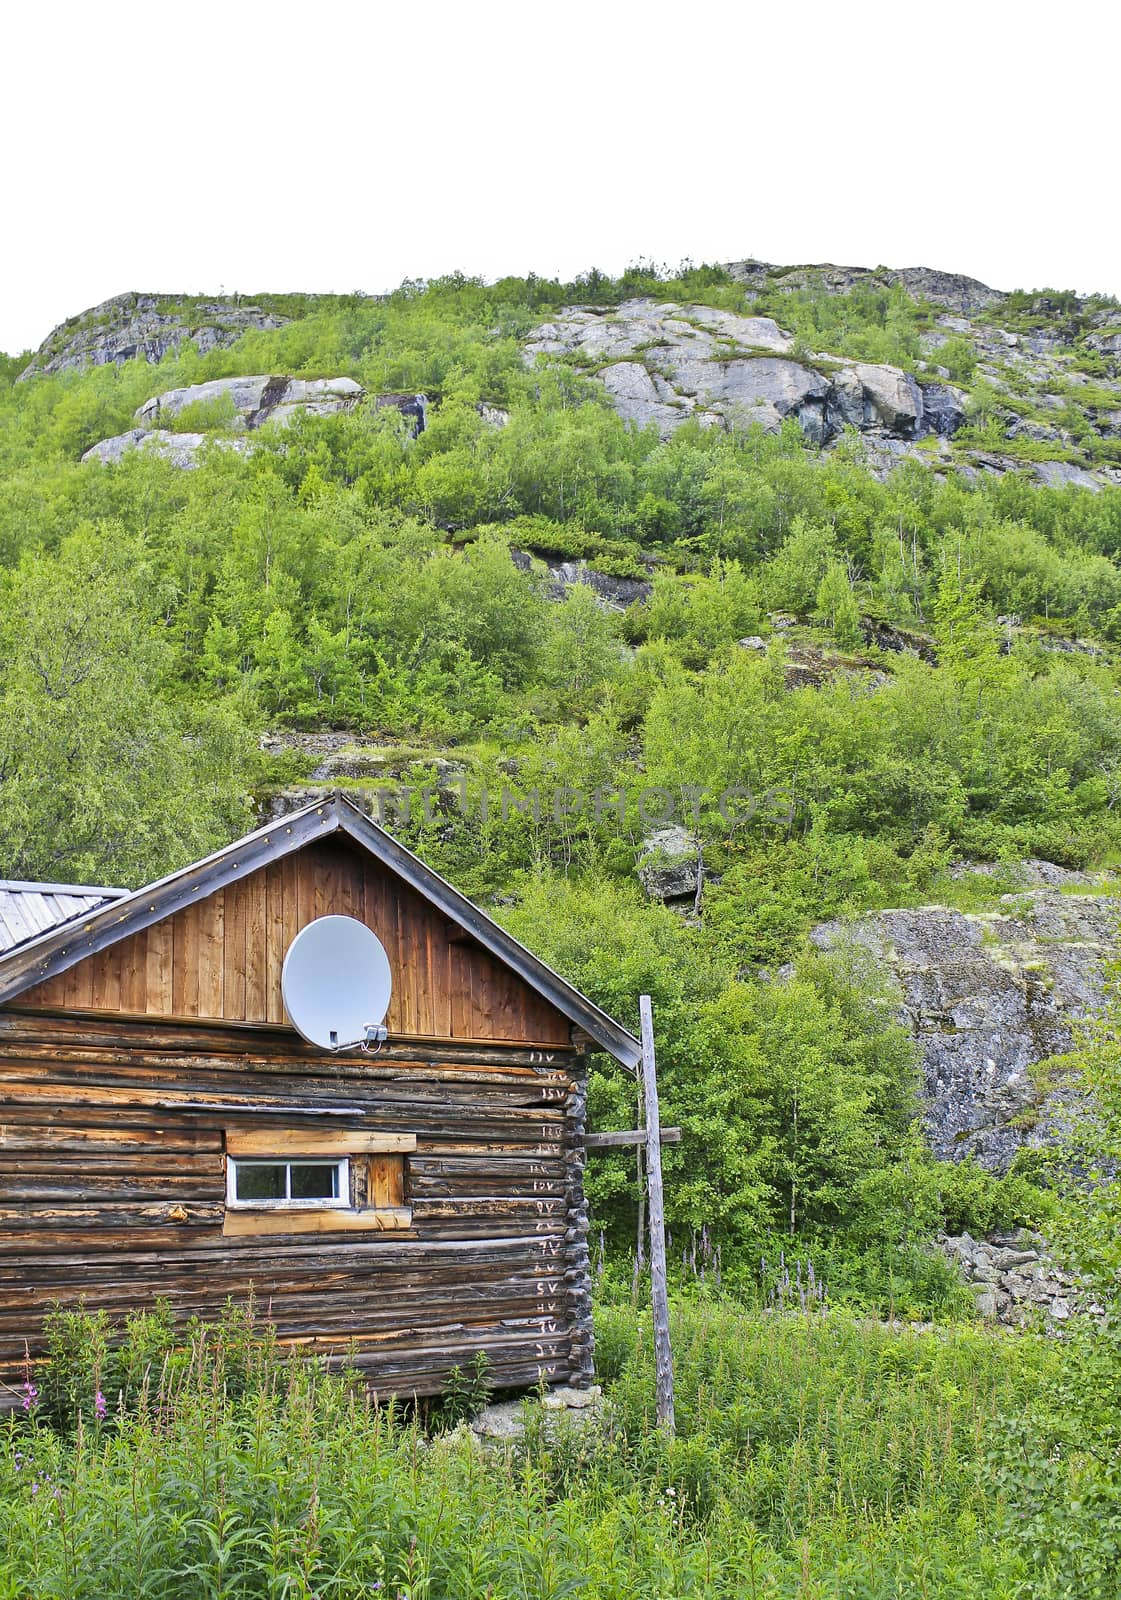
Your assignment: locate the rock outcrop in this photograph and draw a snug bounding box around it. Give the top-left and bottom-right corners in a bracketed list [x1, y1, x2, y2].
[80, 429, 254, 469]
[723, 260, 1006, 315]
[509, 549, 652, 610]
[811, 868, 1120, 1171]
[135, 374, 364, 431]
[20, 293, 289, 380]
[82, 380, 428, 467]
[525, 299, 950, 446]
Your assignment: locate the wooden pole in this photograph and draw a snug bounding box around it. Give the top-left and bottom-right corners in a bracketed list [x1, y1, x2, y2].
[639, 994, 675, 1434]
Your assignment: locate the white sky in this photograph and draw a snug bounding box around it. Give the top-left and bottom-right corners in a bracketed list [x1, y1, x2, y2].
[3, 0, 1118, 356]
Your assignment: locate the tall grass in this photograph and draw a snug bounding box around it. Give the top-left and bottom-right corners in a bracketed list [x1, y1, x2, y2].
[0, 1297, 1078, 1598]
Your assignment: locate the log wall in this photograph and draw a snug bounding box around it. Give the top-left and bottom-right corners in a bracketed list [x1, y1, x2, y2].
[0, 1010, 593, 1404]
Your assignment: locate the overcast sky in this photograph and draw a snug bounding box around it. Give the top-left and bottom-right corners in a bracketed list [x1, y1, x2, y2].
[4, 0, 1117, 356]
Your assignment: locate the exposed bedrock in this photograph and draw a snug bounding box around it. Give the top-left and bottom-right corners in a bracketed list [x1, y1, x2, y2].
[811, 870, 1120, 1172]
[525, 298, 960, 445]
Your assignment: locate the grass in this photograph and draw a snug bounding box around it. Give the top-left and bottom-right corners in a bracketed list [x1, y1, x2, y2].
[0, 1293, 1090, 1598]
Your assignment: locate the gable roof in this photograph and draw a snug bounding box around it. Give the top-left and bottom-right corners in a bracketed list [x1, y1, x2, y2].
[0, 880, 128, 956]
[0, 795, 641, 1068]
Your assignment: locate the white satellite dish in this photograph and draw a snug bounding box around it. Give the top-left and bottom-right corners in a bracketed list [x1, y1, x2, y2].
[281, 915, 393, 1052]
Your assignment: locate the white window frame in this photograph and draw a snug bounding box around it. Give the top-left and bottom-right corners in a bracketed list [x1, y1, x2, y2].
[226, 1156, 351, 1211]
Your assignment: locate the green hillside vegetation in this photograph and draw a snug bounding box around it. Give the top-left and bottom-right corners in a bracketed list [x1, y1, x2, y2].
[2, 268, 1121, 1301]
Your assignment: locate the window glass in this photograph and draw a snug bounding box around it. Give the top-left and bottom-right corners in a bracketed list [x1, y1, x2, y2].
[229, 1157, 347, 1206]
[235, 1163, 287, 1201]
[291, 1162, 340, 1201]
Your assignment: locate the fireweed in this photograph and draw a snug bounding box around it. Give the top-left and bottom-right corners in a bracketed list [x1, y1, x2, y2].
[0, 1295, 1083, 1599]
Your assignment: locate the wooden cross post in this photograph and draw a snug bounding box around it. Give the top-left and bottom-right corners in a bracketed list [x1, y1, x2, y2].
[639, 993, 675, 1434]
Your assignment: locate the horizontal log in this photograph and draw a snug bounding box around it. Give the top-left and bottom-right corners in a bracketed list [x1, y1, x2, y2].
[0, 1272, 569, 1325]
[0, 1075, 569, 1127]
[0, 1175, 224, 1202]
[411, 1197, 567, 1219]
[0, 1230, 561, 1273]
[0, 1013, 582, 1071]
[0, 1108, 570, 1162]
[0, 1201, 224, 1228]
[409, 1155, 566, 1178]
[0, 1151, 221, 1175]
[0, 1123, 221, 1154]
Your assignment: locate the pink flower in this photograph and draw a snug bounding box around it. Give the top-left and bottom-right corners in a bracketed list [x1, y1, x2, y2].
[21, 1381, 38, 1413]
[94, 1390, 106, 1421]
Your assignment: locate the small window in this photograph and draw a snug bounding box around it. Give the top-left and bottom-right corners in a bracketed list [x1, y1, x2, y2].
[227, 1157, 349, 1209]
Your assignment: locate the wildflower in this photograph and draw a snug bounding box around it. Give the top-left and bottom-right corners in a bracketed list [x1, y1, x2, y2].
[94, 1390, 107, 1422]
[21, 1380, 38, 1413]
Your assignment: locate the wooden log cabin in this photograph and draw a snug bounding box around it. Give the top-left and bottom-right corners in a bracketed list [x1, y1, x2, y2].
[0, 795, 640, 1407]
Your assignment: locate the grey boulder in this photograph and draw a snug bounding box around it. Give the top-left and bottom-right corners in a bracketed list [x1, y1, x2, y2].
[638, 826, 703, 906]
[81, 429, 254, 469]
[136, 374, 363, 431]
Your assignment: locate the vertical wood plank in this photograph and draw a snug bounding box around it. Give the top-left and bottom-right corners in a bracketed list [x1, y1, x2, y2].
[396, 893, 417, 1036]
[244, 869, 268, 1023]
[146, 917, 174, 1015]
[364, 863, 397, 1034]
[428, 910, 452, 1039]
[419, 912, 436, 1039]
[120, 929, 147, 1015]
[223, 879, 247, 1022]
[73, 953, 94, 1009]
[448, 940, 473, 1041]
[336, 848, 360, 920]
[295, 849, 315, 936]
[369, 1154, 405, 1208]
[493, 963, 526, 1044]
[470, 950, 491, 1043]
[264, 861, 287, 1023]
[172, 905, 200, 1018]
[58, 964, 79, 1010]
[92, 947, 122, 1013]
[197, 890, 224, 1018]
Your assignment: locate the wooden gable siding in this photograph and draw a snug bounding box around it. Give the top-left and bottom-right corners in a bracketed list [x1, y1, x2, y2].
[17, 840, 572, 1048]
[0, 1012, 593, 1399]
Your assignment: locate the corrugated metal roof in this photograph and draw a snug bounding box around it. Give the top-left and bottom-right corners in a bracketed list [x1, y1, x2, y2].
[0, 880, 128, 955]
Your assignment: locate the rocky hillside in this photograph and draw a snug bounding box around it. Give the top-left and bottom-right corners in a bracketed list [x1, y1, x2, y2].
[39, 260, 1121, 494]
[524, 300, 956, 446]
[522, 263, 1121, 490]
[19, 292, 292, 379]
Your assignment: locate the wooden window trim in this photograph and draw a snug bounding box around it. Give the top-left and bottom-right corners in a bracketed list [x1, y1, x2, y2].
[226, 1130, 416, 1158]
[222, 1129, 414, 1236]
[223, 1206, 412, 1236]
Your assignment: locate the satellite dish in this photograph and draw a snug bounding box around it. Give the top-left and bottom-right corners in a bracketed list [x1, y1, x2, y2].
[282, 915, 392, 1052]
